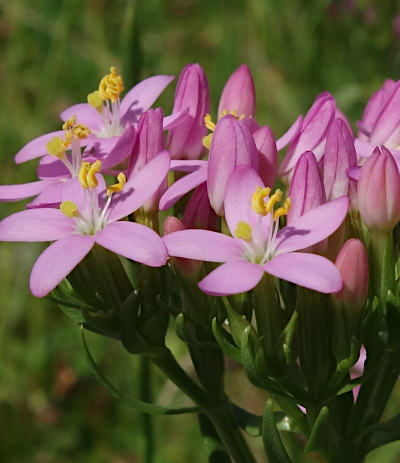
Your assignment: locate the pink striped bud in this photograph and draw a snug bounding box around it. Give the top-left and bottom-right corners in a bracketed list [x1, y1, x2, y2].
[357, 146, 400, 232]
[207, 115, 258, 216]
[333, 239, 368, 312]
[253, 126, 278, 188]
[323, 118, 357, 201]
[163, 216, 201, 278]
[167, 63, 210, 160]
[217, 64, 256, 118]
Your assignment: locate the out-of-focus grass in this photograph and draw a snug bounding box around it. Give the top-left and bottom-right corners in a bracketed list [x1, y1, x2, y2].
[1, 0, 400, 461]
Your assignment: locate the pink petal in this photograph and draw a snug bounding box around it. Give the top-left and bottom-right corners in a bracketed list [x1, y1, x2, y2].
[15, 130, 65, 164]
[275, 196, 349, 254]
[276, 115, 303, 151]
[101, 125, 136, 169]
[60, 104, 103, 131]
[120, 75, 175, 123]
[95, 221, 167, 266]
[224, 165, 271, 239]
[354, 139, 375, 158]
[107, 150, 171, 222]
[0, 180, 54, 202]
[30, 234, 95, 297]
[198, 260, 264, 296]
[170, 159, 208, 172]
[27, 181, 65, 208]
[37, 156, 70, 179]
[159, 167, 207, 210]
[346, 166, 360, 181]
[163, 108, 189, 130]
[163, 229, 244, 262]
[0, 208, 74, 242]
[263, 252, 342, 293]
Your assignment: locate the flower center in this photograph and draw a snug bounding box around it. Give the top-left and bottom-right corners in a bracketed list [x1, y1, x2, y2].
[46, 116, 91, 177]
[87, 66, 125, 138]
[59, 160, 126, 235]
[234, 187, 291, 264]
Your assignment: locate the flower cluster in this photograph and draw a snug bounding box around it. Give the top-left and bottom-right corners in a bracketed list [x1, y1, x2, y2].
[2, 64, 400, 462]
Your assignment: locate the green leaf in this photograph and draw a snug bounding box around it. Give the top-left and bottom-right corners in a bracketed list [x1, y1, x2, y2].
[222, 296, 251, 348]
[241, 326, 267, 389]
[363, 413, 400, 453]
[212, 318, 242, 364]
[58, 304, 85, 324]
[231, 403, 262, 437]
[198, 414, 231, 463]
[80, 326, 198, 416]
[262, 400, 293, 463]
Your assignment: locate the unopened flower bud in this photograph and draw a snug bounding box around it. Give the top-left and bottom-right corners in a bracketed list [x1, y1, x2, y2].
[167, 63, 210, 160]
[357, 146, 400, 232]
[253, 126, 278, 188]
[217, 64, 256, 118]
[333, 239, 368, 312]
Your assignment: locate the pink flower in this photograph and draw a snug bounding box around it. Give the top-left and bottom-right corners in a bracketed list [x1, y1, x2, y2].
[164, 166, 348, 296]
[357, 146, 400, 232]
[253, 126, 278, 188]
[0, 152, 170, 297]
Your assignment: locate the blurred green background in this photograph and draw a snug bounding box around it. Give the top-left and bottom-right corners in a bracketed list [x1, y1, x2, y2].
[1, 0, 400, 461]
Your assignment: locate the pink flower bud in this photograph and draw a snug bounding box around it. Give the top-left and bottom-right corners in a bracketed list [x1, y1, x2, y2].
[279, 92, 336, 179]
[287, 151, 326, 224]
[167, 63, 210, 160]
[333, 239, 368, 311]
[323, 118, 357, 200]
[163, 216, 201, 278]
[217, 64, 256, 118]
[183, 184, 217, 231]
[253, 126, 278, 188]
[128, 108, 164, 176]
[357, 146, 400, 232]
[207, 115, 258, 216]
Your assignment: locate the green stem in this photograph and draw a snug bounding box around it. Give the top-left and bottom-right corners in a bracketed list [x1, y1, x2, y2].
[139, 356, 155, 463]
[150, 349, 257, 463]
[369, 231, 394, 303]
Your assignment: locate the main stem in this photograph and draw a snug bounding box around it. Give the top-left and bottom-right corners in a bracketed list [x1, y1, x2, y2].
[150, 349, 257, 463]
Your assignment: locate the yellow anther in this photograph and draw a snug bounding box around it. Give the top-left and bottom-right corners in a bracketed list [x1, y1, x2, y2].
[99, 66, 124, 103]
[46, 136, 66, 158]
[87, 90, 103, 111]
[284, 197, 291, 211]
[60, 201, 79, 218]
[235, 221, 253, 241]
[273, 207, 287, 221]
[202, 133, 213, 149]
[219, 109, 229, 118]
[107, 172, 126, 196]
[86, 160, 102, 188]
[266, 189, 283, 214]
[78, 162, 90, 188]
[72, 124, 91, 139]
[252, 186, 271, 216]
[238, 114, 246, 120]
[204, 114, 216, 132]
[62, 116, 77, 131]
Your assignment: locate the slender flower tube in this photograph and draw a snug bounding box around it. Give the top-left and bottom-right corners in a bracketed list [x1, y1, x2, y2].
[164, 165, 348, 296]
[287, 151, 326, 225]
[217, 64, 256, 120]
[323, 118, 357, 201]
[182, 184, 217, 231]
[279, 92, 336, 179]
[0, 152, 171, 297]
[357, 146, 400, 232]
[207, 115, 258, 216]
[253, 126, 278, 188]
[167, 63, 210, 160]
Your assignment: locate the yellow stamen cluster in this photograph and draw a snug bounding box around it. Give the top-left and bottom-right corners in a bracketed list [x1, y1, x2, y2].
[235, 221, 253, 241]
[204, 114, 216, 131]
[78, 160, 102, 189]
[87, 90, 103, 112]
[99, 66, 124, 103]
[46, 136, 66, 158]
[107, 172, 126, 196]
[252, 187, 271, 216]
[252, 186, 291, 221]
[219, 109, 246, 120]
[60, 201, 79, 218]
[63, 116, 91, 140]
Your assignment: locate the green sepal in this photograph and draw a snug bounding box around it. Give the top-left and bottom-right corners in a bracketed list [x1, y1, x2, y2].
[198, 413, 231, 463]
[305, 406, 351, 463]
[223, 296, 252, 349]
[362, 413, 400, 454]
[241, 326, 267, 389]
[386, 291, 400, 350]
[175, 313, 219, 349]
[80, 326, 198, 416]
[212, 318, 242, 364]
[261, 400, 293, 463]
